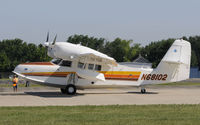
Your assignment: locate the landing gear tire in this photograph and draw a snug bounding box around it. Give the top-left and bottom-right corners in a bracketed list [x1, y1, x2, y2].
[60, 88, 67, 94]
[66, 84, 76, 95]
[141, 88, 146, 94]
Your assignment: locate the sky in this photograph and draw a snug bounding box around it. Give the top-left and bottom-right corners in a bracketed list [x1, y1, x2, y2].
[0, 0, 200, 46]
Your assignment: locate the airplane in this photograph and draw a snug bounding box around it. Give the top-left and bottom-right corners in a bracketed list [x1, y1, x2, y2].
[13, 34, 191, 95]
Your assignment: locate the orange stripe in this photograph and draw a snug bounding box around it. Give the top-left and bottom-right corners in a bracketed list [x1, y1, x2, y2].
[100, 71, 141, 75]
[23, 72, 140, 78]
[21, 62, 54, 65]
[22, 72, 140, 81]
[104, 74, 140, 79]
[106, 78, 138, 81]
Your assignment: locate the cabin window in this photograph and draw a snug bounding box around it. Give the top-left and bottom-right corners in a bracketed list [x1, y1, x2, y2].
[78, 62, 85, 69]
[95, 64, 101, 71]
[60, 60, 72, 67]
[51, 58, 62, 65]
[88, 64, 94, 70]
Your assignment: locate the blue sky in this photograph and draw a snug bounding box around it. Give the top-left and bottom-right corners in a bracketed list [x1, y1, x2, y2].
[0, 0, 200, 46]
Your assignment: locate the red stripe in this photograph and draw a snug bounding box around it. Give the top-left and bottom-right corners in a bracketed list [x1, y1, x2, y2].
[21, 62, 54, 65]
[106, 78, 138, 81]
[104, 74, 140, 79]
[23, 72, 140, 81]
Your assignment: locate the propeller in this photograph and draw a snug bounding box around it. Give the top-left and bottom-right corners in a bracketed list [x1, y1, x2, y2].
[44, 32, 50, 47]
[43, 32, 58, 59]
[44, 32, 57, 46]
[52, 34, 57, 45]
[43, 32, 50, 59]
[46, 32, 49, 42]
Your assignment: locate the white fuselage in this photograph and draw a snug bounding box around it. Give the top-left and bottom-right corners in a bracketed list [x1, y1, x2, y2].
[13, 39, 191, 90]
[14, 60, 153, 89]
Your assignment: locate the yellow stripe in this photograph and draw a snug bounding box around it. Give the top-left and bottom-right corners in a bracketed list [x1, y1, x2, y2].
[23, 71, 141, 76]
[100, 71, 141, 75]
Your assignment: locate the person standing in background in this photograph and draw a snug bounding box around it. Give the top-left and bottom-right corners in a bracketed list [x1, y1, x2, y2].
[12, 75, 18, 92]
[25, 81, 29, 87]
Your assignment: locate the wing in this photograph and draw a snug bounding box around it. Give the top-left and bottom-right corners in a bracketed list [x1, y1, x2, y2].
[76, 53, 117, 67]
[13, 71, 45, 84]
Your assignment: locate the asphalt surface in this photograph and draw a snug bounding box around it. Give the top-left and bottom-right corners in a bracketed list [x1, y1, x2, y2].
[0, 86, 200, 106]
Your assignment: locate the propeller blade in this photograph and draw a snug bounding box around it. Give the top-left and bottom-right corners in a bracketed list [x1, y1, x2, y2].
[52, 34, 57, 45]
[46, 32, 49, 42]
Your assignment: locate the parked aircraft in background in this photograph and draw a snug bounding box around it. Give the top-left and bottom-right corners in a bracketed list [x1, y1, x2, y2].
[13, 34, 191, 94]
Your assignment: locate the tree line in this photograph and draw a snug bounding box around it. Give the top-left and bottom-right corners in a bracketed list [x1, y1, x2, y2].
[0, 35, 199, 72]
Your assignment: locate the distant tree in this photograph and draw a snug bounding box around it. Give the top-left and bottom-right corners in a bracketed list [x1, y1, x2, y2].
[191, 50, 198, 67]
[1, 34, 200, 72]
[0, 51, 11, 71]
[103, 38, 139, 62]
[128, 43, 141, 61]
[188, 36, 200, 69]
[140, 39, 174, 68]
[141, 37, 200, 68]
[0, 39, 51, 72]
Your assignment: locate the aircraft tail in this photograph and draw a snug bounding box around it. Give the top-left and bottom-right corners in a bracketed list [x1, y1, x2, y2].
[141, 39, 191, 85]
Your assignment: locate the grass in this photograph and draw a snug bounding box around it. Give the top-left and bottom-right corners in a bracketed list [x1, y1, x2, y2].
[0, 78, 10, 80]
[0, 105, 200, 125]
[0, 83, 44, 87]
[0, 78, 44, 87]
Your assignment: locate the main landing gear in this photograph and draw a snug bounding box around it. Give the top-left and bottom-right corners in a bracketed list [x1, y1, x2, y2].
[60, 84, 77, 95]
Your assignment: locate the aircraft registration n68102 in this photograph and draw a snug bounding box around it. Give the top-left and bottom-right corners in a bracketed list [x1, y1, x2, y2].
[141, 74, 168, 81]
[13, 34, 191, 94]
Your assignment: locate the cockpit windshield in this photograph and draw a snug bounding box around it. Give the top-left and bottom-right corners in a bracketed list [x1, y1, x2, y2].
[51, 58, 62, 65]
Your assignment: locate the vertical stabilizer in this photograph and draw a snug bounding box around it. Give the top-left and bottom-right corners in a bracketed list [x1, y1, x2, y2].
[141, 39, 191, 85]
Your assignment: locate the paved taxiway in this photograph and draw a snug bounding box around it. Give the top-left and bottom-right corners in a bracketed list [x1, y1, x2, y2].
[0, 86, 200, 106]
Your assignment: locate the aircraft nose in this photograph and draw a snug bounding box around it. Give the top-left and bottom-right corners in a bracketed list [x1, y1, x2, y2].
[13, 64, 26, 74]
[14, 65, 22, 73]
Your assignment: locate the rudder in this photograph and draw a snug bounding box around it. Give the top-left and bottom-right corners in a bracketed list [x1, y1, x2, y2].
[141, 39, 191, 85]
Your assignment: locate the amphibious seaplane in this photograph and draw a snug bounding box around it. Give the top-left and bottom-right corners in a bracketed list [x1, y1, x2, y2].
[13, 34, 191, 94]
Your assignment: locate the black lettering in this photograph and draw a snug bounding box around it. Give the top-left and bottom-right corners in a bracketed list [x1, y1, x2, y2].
[141, 74, 147, 80]
[158, 74, 162, 80]
[151, 74, 156, 80]
[162, 74, 168, 81]
[146, 74, 151, 80]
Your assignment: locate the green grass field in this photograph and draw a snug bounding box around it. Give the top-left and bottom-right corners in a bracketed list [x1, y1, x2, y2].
[0, 83, 44, 88]
[0, 105, 200, 125]
[0, 78, 10, 80]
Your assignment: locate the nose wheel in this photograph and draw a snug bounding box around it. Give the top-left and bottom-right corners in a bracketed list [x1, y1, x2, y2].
[141, 88, 146, 94]
[60, 84, 77, 95]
